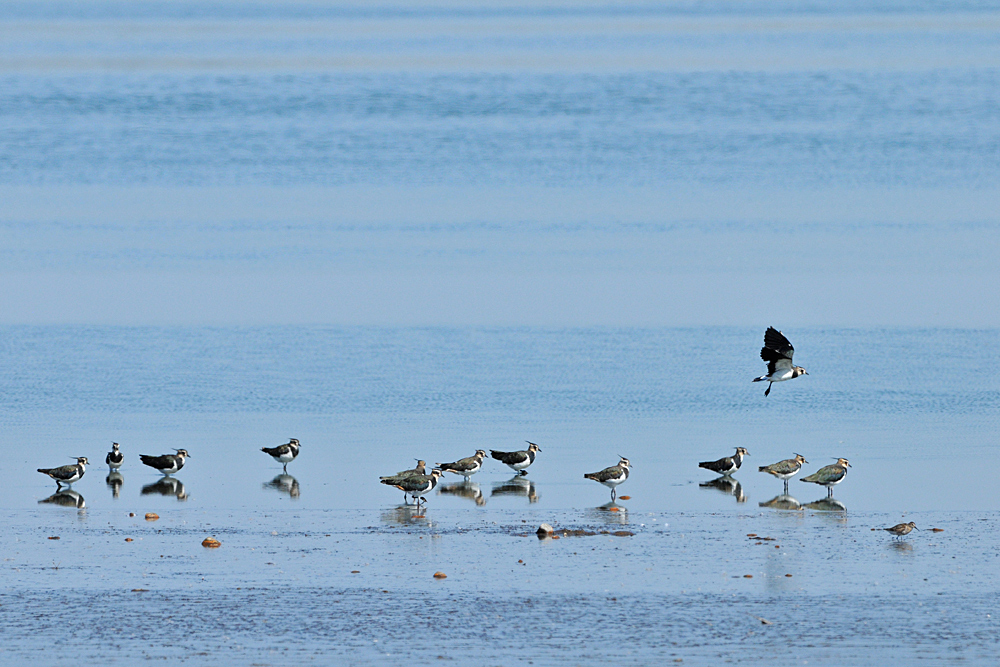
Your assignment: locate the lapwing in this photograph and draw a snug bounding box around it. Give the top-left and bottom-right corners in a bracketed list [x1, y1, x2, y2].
[884, 522, 917, 539]
[139, 449, 189, 475]
[105, 442, 124, 470]
[758, 453, 808, 493]
[490, 442, 541, 476]
[261, 438, 300, 472]
[390, 469, 443, 508]
[753, 327, 808, 396]
[37, 457, 88, 488]
[584, 456, 631, 501]
[379, 460, 427, 503]
[800, 458, 850, 497]
[437, 449, 487, 480]
[699, 447, 749, 477]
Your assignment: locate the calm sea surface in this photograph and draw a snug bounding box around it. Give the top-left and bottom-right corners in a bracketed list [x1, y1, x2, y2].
[2, 1, 1000, 664]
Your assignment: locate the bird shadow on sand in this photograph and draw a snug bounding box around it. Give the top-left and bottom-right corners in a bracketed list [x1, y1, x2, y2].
[587, 502, 629, 525]
[106, 471, 124, 499]
[262, 474, 300, 499]
[39, 489, 86, 509]
[491, 477, 539, 504]
[699, 476, 746, 503]
[438, 480, 485, 506]
[759, 494, 802, 510]
[141, 477, 188, 501]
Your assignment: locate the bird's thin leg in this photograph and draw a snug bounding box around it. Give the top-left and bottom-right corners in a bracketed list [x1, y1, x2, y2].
[283, 463, 288, 473]
[827, 486, 833, 498]
[611, 488, 616, 502]
[783, 479, 789, 495]
[764, 382, 772, 397]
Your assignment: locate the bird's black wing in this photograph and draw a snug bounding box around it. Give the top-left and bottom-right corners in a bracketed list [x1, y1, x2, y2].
[261, 444, 289, 457]
[760, 347, 794, 375]
[491, 450, 528, 465]
[763, 327, 794, 360]
[140, 454, 173, 469]
[584, 465, 623, 482]
[699, 457, 733, 473]
[38, 464, 79, 481]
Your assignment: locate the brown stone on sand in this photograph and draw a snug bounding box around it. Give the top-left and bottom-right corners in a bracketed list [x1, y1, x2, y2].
[433, 571, 447, 579]
[145, 513, 159, 521]
[201, 537, 221, 548]
[125, 538, 133, 542]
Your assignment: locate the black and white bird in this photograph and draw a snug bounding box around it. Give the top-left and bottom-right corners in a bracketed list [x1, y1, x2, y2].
[437, 449, 487, 480]
[758, 453, 808, 493]
[800, 458, 850, 497]
[490, 442, 541, 476]
[753, 327, 808, 396]
[139, 449, 189, 475]
[584, 457, 631, 501]
[884, 522, 917, 539]
[380, 460, 427, 503]
[106, 442, 124, 470]
[698, 447, 749, 476]
[389, 469, 444, 507]
[37, 457, 88, 488]
[261, 438, 300, 472]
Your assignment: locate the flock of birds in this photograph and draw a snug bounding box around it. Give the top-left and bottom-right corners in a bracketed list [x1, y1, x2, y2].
[34, 328, 917, 538]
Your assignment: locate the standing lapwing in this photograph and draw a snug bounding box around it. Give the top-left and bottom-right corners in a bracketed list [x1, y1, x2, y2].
[261, 438, 300, 472]
[800, 458, 850, 497]
[490, 442, 541, 476]
[106, 442, 124, 470]
[584, 456, 631, 501]
[753, 327, 808, 396]
[884, 522, 918, 539]
[139, 449, 189, 475]
[390, 469, 443, 508]
[380, 460, 427, 503]
[37, 457, 89, 488]
[699, 447, 749, 477]
[437, 450, 487, 480]
[758, 453, 808, 494]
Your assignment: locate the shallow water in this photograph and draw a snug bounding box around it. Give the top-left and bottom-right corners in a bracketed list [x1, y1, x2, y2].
[4, 0, 1000, 663]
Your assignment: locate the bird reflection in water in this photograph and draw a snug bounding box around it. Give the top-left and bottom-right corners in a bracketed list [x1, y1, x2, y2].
[759, 494, 802, 511]
[588, 501, 629, 525]
[491, 476, 539, 504]
[699, 476, 746, 503]
[141, 477, 188, 501]
[380, 504, 431, 526]
[263, 474, 300, 499]
[106, 471, 124, 499]
[804, 497, 846, 512]
[39, 489, 85, 509]
[888, 541, 914, 553]
[438, 481, 485, 506]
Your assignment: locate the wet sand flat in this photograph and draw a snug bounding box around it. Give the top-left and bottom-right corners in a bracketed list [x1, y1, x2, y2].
[3, 507, 997, 664]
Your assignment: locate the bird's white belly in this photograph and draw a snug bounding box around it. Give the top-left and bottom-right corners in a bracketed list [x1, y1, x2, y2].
[509, 459, 530, 470]
[275, 452, 295, 463]
[769, 368, 795, 382]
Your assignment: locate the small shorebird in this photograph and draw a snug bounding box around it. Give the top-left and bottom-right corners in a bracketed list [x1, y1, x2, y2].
[758, 453, 808, 493]
[437, 449, 487, 480]
[699, 447, 749, 476]
[390, 469, 443, 507]
[584, 456, 631, 501]
[753, 327, 808, 396]
[490, 442, 541, 476]
[139, 449, 189, 475]
[380, 460, 427, 503]
[105, 442, 124, 470]
[800, 458, 850, 497]
[37, 457, 88, 488]
[884, 522, 918, 539]
[261, 438, 300, 472]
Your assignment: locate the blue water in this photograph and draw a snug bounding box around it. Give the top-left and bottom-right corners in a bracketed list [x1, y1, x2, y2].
[2, 1, 1000, 664]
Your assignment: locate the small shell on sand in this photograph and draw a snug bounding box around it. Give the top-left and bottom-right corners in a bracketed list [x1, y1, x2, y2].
[202, 537, 221, 548]
[433, 571, 447, 579]
[145, 513, 159, 521]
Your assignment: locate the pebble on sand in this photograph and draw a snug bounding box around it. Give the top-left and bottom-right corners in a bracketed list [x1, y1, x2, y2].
[125, 538, 133, 542]
[48, 536, 59, 540]
[145, 513, 159, 521]
[201, 537, 221, 548]
[433, 572, 447, 579]
[618, 495, 631, 500]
